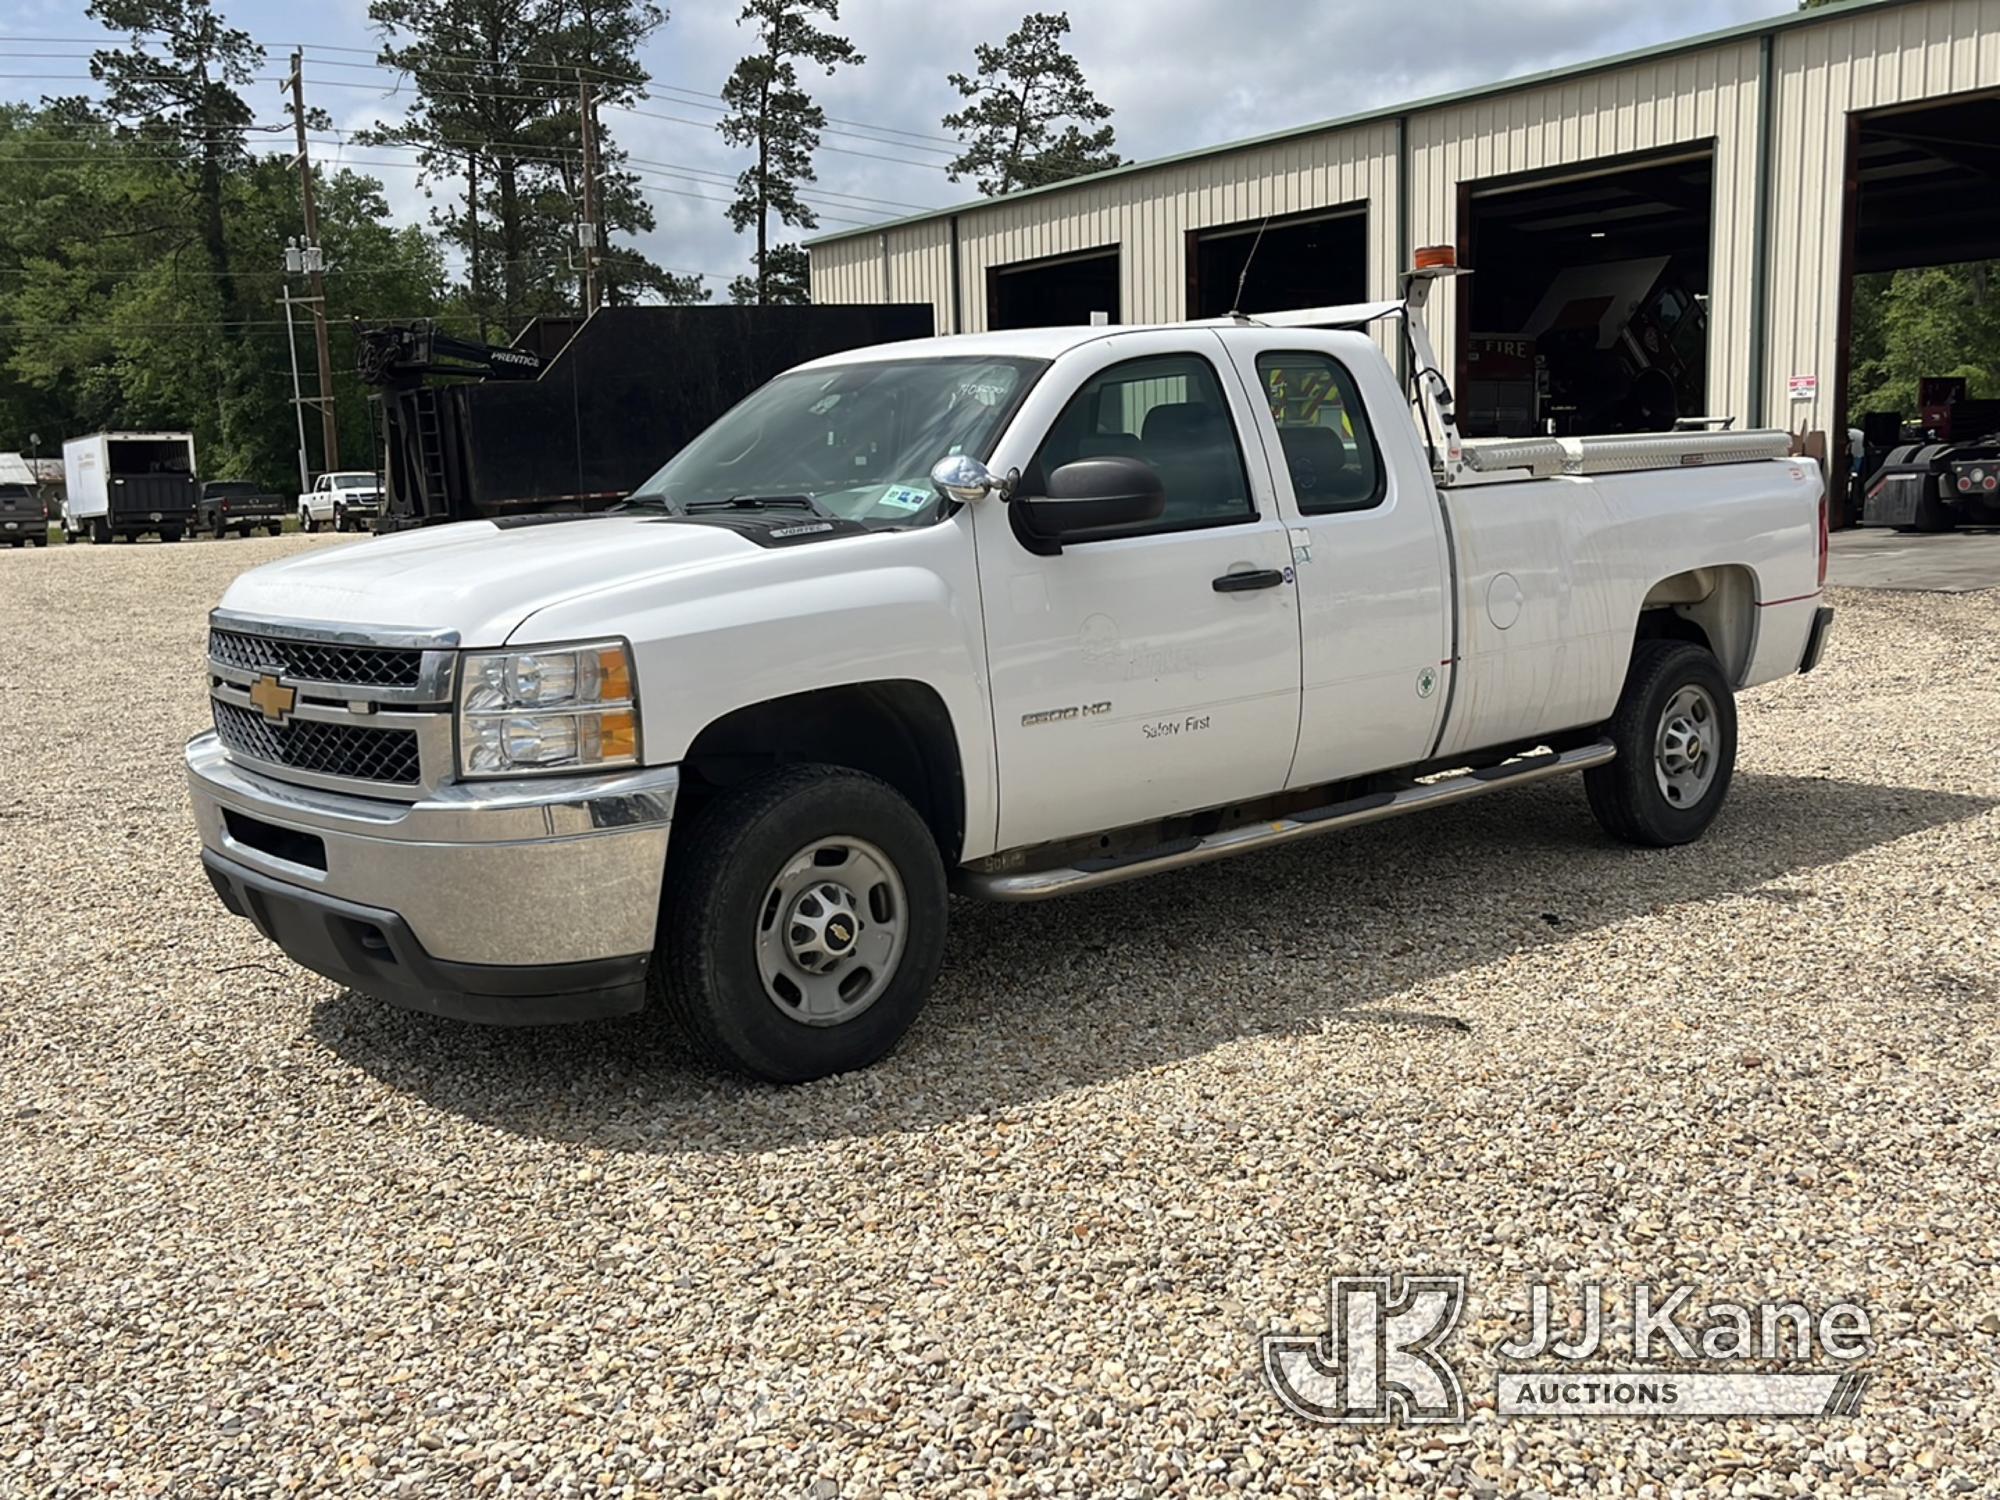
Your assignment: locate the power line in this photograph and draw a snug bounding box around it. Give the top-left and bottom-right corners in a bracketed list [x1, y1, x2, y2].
[3, 31, 971, 150]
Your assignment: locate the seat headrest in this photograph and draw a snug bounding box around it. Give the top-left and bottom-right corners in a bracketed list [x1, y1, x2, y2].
[1141, 402, 1222, 446]
[1278, 425, 1353, 495]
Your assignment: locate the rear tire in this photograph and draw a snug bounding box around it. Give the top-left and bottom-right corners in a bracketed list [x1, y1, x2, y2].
[90, 518, 110, 544]
[654, 765, 948, 1083]
[1585, 641, 1737, 847]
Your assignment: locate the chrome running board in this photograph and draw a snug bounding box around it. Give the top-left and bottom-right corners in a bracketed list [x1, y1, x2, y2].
[958, 741, 1617, 903]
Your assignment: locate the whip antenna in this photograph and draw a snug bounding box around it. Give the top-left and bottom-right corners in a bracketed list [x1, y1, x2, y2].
[1227, 214, 1271, 320]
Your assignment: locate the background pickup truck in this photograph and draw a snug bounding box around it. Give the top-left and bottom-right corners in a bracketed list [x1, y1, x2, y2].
[197, 480, 286, 538]
[188, 264, 1831, 1083]
[298, 471, 384, 532]
[0, 466, 45, 546]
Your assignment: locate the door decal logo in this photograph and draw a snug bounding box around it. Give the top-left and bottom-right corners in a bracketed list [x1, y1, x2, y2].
[1416, 667, 1438, 700]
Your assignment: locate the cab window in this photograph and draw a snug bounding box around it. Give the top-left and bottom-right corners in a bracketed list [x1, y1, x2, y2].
[1255, 351, 1385, 514]
[1025, 353, 1254, 535]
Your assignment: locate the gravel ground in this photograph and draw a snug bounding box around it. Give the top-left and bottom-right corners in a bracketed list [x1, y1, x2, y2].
[2, 534, 1997, 1498]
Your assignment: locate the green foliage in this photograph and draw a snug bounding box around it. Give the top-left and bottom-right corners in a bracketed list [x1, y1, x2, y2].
[364, 0, 678, 333]
[1846, 262, 2000, 420]
[0, 105, 444, 489]
[942, 12, 1120, 196]
[728, 243, 809, 305]
[719, 0, 862, 304]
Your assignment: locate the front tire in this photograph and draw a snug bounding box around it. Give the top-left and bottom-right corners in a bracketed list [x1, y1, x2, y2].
[301, 510, 317, 534]
[1585, 640, 1737, 847]
[654, 766, 948, 1083]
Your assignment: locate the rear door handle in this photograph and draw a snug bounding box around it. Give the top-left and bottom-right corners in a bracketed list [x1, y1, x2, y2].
[1212, 568, 1285, 593]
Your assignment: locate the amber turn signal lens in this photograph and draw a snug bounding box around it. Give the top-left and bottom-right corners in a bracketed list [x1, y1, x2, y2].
[594, 647, 633, 703]
[594, 709, 638, 761]
[1414, 245, 1459, 270]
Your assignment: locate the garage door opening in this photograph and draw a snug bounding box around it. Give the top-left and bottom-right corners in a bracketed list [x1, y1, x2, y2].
[1457, 148, 1715, 438]
[1187, 205, 1368, 319]
[986, 247, 1121, 330]
[1841, 89, 2000, 529]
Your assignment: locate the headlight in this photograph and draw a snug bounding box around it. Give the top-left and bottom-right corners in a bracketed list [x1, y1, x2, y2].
[457, 640, 638, 777]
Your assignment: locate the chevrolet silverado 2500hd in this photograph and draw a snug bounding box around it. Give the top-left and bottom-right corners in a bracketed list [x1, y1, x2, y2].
[188, 264, 1833, 1082]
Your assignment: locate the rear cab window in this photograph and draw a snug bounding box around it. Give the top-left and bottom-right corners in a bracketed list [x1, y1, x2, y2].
[1255, 351, 1386, 514]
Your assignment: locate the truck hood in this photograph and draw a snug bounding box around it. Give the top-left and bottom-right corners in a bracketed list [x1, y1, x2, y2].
[217, 514, 763, 644]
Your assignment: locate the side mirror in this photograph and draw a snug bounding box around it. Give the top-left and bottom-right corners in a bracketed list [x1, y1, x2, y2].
[1014, 457, 1166, 545]
[930, 454, 1013, 505]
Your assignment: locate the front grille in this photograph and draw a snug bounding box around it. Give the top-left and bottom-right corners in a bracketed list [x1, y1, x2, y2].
[213, 699, 422, 785]
[209, 628, 424, 689]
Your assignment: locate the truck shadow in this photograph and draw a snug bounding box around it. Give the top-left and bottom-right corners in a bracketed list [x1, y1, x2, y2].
[309, 771, 1993, 1153]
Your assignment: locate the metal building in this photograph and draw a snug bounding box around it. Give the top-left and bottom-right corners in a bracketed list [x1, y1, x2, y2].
[808, 0, 2000, 451]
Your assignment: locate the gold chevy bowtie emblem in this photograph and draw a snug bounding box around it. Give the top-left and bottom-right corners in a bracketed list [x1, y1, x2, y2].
[248, 673, 296, 723]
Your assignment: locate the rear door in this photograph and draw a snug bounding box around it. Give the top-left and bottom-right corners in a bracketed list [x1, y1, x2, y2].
[974, 330, 1303, 851]
[1219, 331, 1452, 786]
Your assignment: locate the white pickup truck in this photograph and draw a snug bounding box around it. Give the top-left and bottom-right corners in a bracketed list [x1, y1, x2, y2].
[188, 265, 1832, 1081]
[299, 470, 385, 533]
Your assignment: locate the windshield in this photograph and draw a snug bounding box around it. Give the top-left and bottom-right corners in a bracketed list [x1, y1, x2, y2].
[625, 355, 1044, 529]
[333, 474, 379, 490]
[206, 482, 261, 497]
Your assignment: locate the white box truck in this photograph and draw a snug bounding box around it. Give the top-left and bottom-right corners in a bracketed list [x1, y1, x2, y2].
[61, 432, 198, 543]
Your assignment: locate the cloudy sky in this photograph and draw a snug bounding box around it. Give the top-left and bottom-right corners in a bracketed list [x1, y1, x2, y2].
[2, 0, 1796, 297]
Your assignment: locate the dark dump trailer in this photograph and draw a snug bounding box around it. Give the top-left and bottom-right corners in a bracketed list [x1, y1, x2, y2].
[360, 304, 935, 529]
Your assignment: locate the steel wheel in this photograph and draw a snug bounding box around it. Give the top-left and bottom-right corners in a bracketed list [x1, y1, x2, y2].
[754, 835, 909, 1026]
[1654, 683, 1719, 807]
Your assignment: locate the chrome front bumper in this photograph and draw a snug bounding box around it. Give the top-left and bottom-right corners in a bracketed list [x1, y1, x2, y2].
[186, 731, 677, 971]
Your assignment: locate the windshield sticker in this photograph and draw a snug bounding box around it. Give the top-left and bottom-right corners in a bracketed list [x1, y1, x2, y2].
[878, 485, 930, 512]
[957, 381, 1010, 406]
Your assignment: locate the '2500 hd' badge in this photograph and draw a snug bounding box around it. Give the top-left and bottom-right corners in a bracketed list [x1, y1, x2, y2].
[1022, 701, 1111, 727]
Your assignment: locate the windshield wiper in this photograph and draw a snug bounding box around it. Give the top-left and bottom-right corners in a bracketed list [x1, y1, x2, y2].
[684, 493, 827, 515]
[615, 493, 682, 514]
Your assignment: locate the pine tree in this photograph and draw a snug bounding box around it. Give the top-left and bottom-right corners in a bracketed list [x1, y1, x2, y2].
[728, 243, 808, 305]
[366, 0, 673, 332]
[87, 0, 263, 311]
[943, 12, 1121, 196]
[86, 0, 263, 454]
[718, 0, 861, 305]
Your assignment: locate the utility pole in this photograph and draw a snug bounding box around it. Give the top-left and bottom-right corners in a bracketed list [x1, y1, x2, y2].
[578, 74, 601, 317]
[286, 50, 340, 472]
[278, 259, 311, 497]
[468, 152, 487, 343]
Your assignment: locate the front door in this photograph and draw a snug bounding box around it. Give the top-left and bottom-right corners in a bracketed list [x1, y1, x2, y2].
[974, 332, 1303, 852]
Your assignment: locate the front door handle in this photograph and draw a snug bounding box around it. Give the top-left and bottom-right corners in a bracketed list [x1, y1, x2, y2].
[1212, 568, 1285, 593]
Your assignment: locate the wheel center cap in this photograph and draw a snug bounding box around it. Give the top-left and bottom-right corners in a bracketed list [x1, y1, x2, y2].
[784, 883, 862, 973]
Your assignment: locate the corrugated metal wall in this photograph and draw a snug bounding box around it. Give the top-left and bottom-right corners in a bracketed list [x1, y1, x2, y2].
[1767, 0, 2000, 431]
[1406, 39, 1765, 424]
[811, 121, 1401, 345]
[810, 0, 2000, 436]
